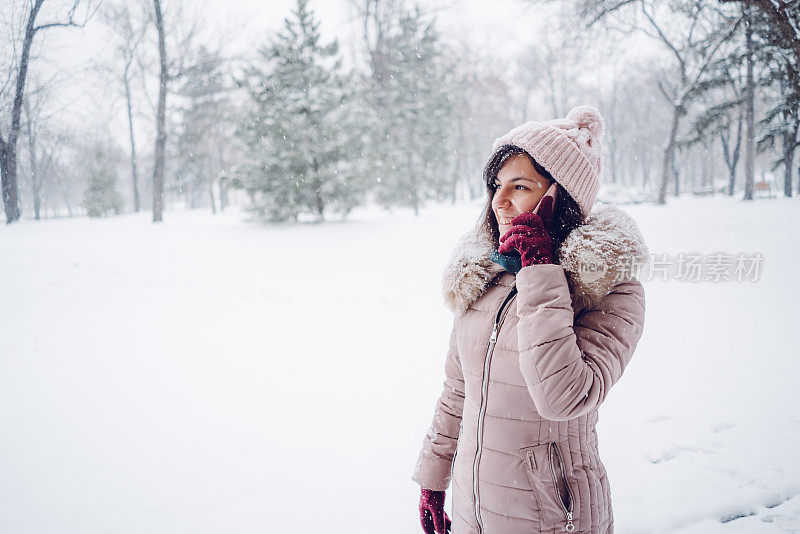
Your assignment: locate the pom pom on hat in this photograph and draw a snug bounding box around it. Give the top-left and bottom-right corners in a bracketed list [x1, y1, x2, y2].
[567, 105, 605, 139]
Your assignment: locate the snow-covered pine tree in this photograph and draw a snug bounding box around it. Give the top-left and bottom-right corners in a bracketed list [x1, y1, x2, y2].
[81, 147, 123, 217]
[753, 7, 800, 197]
[759, 58, 800, 197]
[365, 6, 457, 215]
[236, 0, 367, 222]
[687, 4, 799, 197]
[683, 17, 753, 196]
[174, 45, 233, 212]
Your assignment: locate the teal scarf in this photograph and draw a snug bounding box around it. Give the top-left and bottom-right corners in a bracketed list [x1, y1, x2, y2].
[490, 248, 522, 274]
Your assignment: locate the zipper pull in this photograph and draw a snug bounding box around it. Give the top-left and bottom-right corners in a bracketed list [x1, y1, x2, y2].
[565, 511, 575, 532]
[489, 325, 498, 343]
[526, 450, 536, 470]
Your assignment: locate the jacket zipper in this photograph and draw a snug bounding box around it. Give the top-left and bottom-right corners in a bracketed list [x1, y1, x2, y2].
[472, 283, 517, 533]
[549, 442, 576, 532]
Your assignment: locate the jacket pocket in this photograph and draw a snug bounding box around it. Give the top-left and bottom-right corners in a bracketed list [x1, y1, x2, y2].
[520, 442, 576, 532]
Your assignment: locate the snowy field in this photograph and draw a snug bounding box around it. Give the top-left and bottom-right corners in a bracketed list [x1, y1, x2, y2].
[1, 194, 799, 533]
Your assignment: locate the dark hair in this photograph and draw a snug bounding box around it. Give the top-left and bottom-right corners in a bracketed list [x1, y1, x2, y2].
[477, 145, 584, 255]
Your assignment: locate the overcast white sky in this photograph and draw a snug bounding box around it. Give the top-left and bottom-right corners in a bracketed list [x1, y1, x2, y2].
[12, 0, 660, 152]
[200, 0, 554, 57]
[189, 0, 587, 83]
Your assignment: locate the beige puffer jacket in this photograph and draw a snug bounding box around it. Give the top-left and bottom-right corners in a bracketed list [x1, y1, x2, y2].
[413, 203, 648, 534]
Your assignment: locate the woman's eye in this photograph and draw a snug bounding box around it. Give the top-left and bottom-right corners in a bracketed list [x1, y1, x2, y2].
[493, 183, 530, 191]
[494, 183, 530, 190]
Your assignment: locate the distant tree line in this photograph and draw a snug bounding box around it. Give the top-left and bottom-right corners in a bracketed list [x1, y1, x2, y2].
[1, 0, 797, 224]
[536, 0, 800, 203]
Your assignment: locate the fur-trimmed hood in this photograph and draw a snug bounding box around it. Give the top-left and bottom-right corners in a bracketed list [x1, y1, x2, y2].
[442, 203, 649, 315]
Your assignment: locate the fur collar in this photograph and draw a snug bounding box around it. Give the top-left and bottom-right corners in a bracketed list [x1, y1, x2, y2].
[442, 203, 649, 316]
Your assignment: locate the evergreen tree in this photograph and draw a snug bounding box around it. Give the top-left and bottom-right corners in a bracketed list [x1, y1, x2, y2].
[687, 4, 799, 197]
[754, 7, 800, 197]
[81, 148, 123, 217]
[684, 25, 751, 196]
[236, 0, 367, 222]
[366, 6, 458, 214]
[174, 46, 232, 212]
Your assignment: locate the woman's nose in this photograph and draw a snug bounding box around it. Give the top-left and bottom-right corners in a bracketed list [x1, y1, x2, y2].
[494, 189, 511, 208]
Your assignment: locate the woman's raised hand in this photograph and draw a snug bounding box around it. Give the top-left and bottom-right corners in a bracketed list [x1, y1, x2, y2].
[498, 195, 556, 267]
[419, 489, 452, 534]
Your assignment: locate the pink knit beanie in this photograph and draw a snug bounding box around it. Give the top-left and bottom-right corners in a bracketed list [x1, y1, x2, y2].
[491, 105, 606, 218]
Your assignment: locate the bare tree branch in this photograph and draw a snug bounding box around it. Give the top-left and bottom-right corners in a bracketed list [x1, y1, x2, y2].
[32, 0, 101, 35]
[655, 76, 673, 102]
[683, 14, 744, 100]
[33, 20, 78, 33]
[586, 0, 639, 27]
[640, 3, 686, 73]
[685, 4, 702, 46]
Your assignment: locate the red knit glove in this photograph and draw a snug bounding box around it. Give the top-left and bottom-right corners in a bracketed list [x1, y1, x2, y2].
[419, 489, 451, 534]
[498, 195, 556, 267]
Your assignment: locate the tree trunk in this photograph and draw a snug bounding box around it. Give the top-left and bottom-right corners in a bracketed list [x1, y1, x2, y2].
[725, 153, 736, 197]
[672, 149, 680, 198]
[124, 73, 140, 212]
[311, 158, 324, 222]
[152, 0, 167, 222]
[783, 121, 798, 197]
[0, 139, 21, 222]
[782, 65, 799, 198]
[408, 148, 419, 216]
[700, 147, 708, 191]
[719, 107, 743, 196]
[219, 178, 228, 212]
[63, 189, 73, 217]
[1, 0, 45, 222]
[217, 144, 226, 212]
[658, 105, 682, 204]
[743, 4, 755, 201]
[26, 120, 40, 220]
[709, 137, 716, 196]
[209, 182, 216, 214]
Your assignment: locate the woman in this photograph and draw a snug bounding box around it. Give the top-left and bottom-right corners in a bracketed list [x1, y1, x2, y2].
[413, 106, 648, 534]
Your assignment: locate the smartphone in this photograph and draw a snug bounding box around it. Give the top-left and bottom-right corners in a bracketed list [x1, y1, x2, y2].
[533, 181, 558, 216]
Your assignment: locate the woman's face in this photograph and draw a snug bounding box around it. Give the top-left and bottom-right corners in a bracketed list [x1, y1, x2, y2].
[491, 153, 553, 237]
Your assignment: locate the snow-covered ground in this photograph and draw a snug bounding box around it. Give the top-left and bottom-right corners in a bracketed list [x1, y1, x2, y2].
[1, 194, 799, 533]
